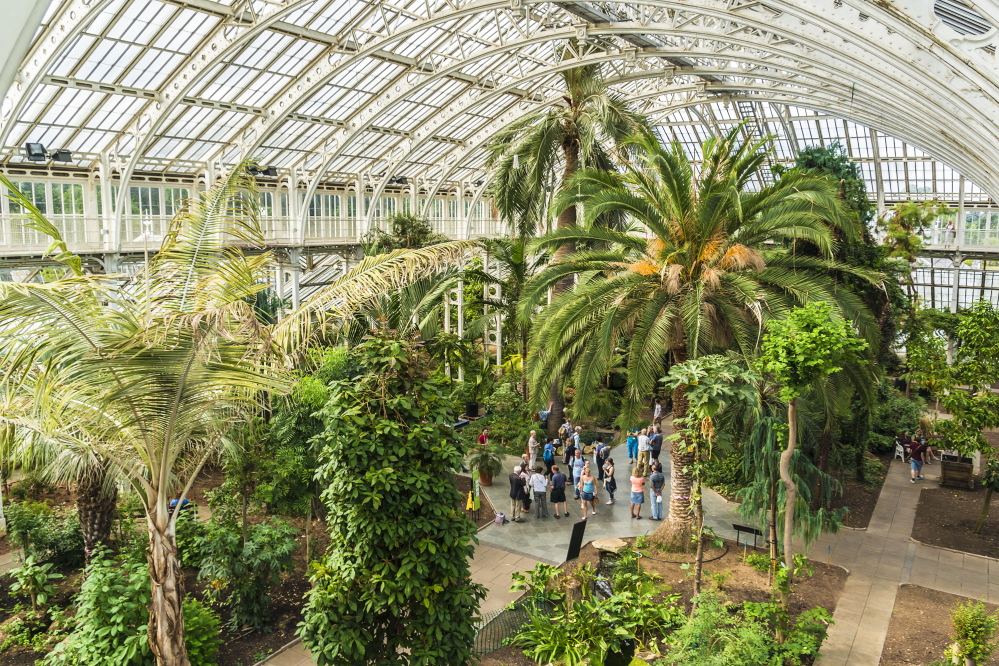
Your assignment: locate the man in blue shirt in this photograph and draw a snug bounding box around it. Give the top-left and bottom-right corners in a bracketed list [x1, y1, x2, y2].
[650, 426, 663, 465]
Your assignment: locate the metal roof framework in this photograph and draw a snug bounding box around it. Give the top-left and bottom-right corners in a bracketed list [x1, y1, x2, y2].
[4, 0, 999, 234]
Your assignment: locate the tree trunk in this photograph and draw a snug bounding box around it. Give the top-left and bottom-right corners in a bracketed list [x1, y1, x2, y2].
[974, 487, 993, 534]
[655, 344, 696, 548]
[77, 474, 118, 565]
[768, 470, 779, 586]
[693, 438, 705, 597]
[545, 135, 581, 440]
[779, 398, 798, 613]
[148, 515, 189, 666]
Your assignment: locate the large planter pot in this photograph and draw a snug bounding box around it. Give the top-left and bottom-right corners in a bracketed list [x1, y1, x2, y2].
[465, 402, 479, 418]
[478, 469, 494, 486]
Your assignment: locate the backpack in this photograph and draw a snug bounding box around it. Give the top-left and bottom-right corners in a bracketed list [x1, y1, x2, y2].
[543, 446, 554, 463]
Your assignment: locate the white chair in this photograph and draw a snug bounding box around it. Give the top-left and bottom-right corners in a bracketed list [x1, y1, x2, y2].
[894, 443, 909, 462]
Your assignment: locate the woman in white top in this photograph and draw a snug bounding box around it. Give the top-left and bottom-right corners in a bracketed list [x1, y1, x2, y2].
[529, 465, 549, 518]
[637, 428, 651, 477]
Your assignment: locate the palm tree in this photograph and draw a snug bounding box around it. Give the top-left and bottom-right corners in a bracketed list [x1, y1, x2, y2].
[486, 58, 649, 438]
[0, 166, 474, 666]
[523, 128, 880, 545]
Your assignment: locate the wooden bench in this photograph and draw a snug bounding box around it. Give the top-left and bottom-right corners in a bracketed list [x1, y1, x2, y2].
[940, 458, 975, 489]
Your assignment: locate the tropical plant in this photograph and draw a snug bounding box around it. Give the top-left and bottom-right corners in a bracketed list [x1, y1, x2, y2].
[0, 164, 474, 665]
[950, 599, 999, 665]
[524, 128, 879, 546]
[486, 59, 650, 438]
[3, 499, 85, 568]
[299, 331, 486, 664]
[757, 301, 867, 593]
[360, 212, 449, 254]
[9, 556, 63, 613]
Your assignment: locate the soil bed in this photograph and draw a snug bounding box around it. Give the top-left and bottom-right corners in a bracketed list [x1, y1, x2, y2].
[880, 584, 996, 665]
[477, 645, 541, 666]
[912, 485, 999, 557]
[456, 473, 496, 528]
[827, 452, 892, 529]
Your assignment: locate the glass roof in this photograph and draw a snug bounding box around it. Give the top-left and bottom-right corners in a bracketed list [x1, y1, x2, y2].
[0, 0, 992, 206]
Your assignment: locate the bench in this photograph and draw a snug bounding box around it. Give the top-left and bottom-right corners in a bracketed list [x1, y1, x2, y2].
[733, 523, 764, 548]
[940, 458, 975, 490]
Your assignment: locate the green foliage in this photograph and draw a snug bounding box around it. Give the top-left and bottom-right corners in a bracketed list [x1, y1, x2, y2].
[869, 378, 924, 451]
[467, 441, 505, 477]
[299, 331, 485, 665]
[511, 559, 683, 663]
[197, 517, 298, 630]
[659, 590, 830, 666]
[758, 302, 869, 401]
[951, 599, 999, 663]
[9, 556, 63, 612]
[742, 552, 771, 574]
[880, 200, 951, 264]
[483, 381, 533, 454]
[783, 142, 874, 224]
[701, 444, 746, 498]
[175, 509, 207, 568]
[361, 214, 449, 255]
[4, 500, 84, 568]
[46, 549, 221, 666]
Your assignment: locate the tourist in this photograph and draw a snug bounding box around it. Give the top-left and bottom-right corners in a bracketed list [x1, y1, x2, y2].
[550, 465, 569, 519]
[650, 426, 663, 466]
[908, 437, 930, 483]
[626, 427, 638, 464]
[593, 435, 607, 480]
[563, 434, 576, 468]
[637, 428, 651, 476]
[562, 419, 573, 442]
[519, 463, 532, 513]
[571, 449, 586, 499]
[603, 457, 617, 505]
[508, 465, 526, 522]
[577, 463, 598, 519]
[478, 428, 489, 446]
[543, 438, 556, 477]
[653, 397, 663, 427]
[529, 465, 549, 518]
[572, 426, 583, 452]
[527, 430, 539, 470]
[629, 468, 645, 519]
[649, 461, 665, 520]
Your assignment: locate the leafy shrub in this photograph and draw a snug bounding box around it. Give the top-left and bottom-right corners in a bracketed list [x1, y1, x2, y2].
[10, 557, 63, 612]
[482, 382, 534, 455]
[197, 517, 298, 630]
[702, 446, 746, 498]
[5, 500, 85, 568]
[951, 599, 999, 663]
[7, 474, 52, 500]
[660, 590, 830, 666]
[46, 549, 221, 666]
[862, 453, 885, 483]
[742, 552, 772, 574]
[175, 509, 207, 568]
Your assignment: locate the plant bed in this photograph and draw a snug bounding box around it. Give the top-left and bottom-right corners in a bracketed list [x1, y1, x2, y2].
[573, 538, 848, 620]
[827, 452, 893, 529]
[912, 485, 999, 557]
[455, 473, 497, 528]
[477, 644, 542, 666]
[879, 584, 999, 665]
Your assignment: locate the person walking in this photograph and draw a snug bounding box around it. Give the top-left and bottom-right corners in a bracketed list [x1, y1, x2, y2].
[577, 464, 598, 519]
[649, 461, 665, 520]
[508, 465, 526, 522]
[629, 468, 645, 519]
[650, 426, 663, 466]
[603, 457, 617, 505]
[653, 397, 663, 428]
[518, 463, 532, 514]
[563, 434, 577, 469]
[637, 428, 651, 476]
[909, 438, 930, 483]
[478, 428, 489, 446]
[550, 465, 569, 519]
[529, 465, 549, 518]
[527, 430, 539, 471]
[593, 435, 606, 480]
[571, 449, 586, 499]
[626, 428, 638, 464]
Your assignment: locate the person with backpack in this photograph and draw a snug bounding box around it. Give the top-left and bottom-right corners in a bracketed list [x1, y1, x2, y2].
[543, 439, 556, 477]
[550, 465, 569, 519]
[594, 436, 610, 480]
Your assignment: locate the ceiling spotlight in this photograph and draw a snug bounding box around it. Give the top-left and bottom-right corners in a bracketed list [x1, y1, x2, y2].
[474, 179, 484, 186]
[247, 164, 278, 177]
[24, 143, 47, 162]
[50, 149, 73, 163]
[264, 166, 278, 178]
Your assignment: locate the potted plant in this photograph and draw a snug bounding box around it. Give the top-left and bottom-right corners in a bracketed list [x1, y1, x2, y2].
[468, 442, 504, 486]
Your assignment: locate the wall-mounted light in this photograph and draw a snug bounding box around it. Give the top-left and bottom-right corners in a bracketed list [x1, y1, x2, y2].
[247, 164, 278, 177]
[24, 143, 71, 163]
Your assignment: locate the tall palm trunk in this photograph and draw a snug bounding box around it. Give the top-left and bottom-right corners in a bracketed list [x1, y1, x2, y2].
[148, 510, 188, 666]
[77, 467, 117, 565]
[546, 134, 580, 440]
[780, 398, 798, 571]
[657, 344, 696, 547]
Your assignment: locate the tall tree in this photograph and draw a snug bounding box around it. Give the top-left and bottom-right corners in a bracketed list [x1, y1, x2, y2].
[300, 331, 485, 664]
[0, 167, 474, 666]
[486, 58, 649, 438]
[523, 128, 880, 545]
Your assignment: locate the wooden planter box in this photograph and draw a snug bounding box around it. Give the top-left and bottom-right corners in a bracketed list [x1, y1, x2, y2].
[940, 457, 975, 489]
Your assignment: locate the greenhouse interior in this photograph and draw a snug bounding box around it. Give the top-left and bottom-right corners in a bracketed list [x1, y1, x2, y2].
[6, 1, 999, 665]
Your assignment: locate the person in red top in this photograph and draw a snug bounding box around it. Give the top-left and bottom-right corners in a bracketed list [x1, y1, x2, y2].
[909, 438, 929, 483]
[477, 428, 488, 446]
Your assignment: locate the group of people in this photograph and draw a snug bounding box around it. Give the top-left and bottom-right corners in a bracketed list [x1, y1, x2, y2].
[504, 416, 670, 523]
[898, 430, 941, 483]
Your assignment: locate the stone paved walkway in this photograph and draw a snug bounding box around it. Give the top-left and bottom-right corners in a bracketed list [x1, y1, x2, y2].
[814, 459, 999, 665]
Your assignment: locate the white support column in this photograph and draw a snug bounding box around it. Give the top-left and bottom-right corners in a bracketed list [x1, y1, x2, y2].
[98, 155, 116, 252]
[274, 253, 285, 320]
[289, 247, 302, 310]
[870, 128, 886, 217]
[951, 251, 963, 314]
[957, 175, 966, 249]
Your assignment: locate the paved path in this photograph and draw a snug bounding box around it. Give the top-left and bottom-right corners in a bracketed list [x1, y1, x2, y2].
[0, 548, 22, 573]
[815, 459, 999, 666]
